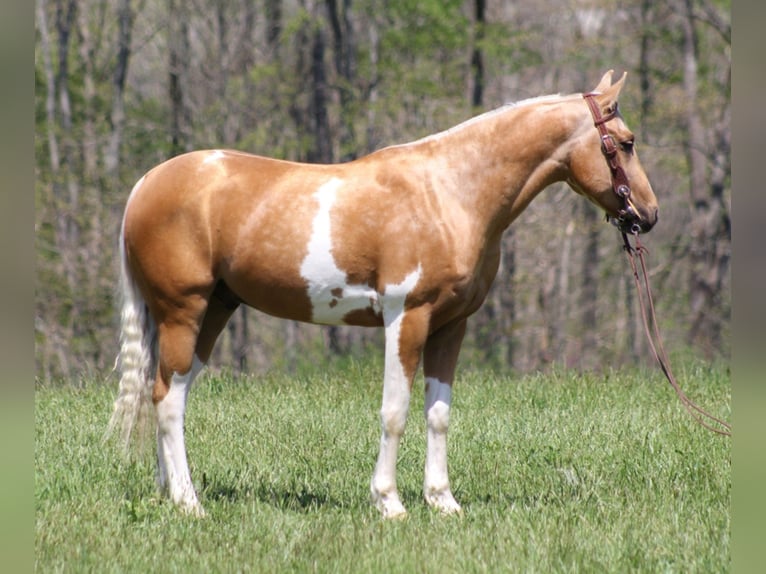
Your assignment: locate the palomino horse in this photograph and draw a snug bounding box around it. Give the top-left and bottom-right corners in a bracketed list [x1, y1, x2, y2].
[110, 71, 658, 518]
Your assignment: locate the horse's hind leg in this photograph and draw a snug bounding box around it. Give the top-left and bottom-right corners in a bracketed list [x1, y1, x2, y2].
[152, 299, 210, 516]
[156, 287, 241, 514]
[155, 353, 204, 515]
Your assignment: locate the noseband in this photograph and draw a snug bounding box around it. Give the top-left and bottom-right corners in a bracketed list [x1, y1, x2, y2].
[583, 93, 642, 236]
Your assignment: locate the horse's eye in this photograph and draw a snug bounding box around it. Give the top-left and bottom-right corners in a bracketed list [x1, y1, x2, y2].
[620, 139, 635, 154]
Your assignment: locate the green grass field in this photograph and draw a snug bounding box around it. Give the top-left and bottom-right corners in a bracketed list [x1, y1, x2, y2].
[35, 359, 730, 573]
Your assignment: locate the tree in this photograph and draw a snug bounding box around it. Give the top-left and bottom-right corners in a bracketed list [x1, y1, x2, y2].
[678, 0, 730, 355]
[168, 0, 192, 155]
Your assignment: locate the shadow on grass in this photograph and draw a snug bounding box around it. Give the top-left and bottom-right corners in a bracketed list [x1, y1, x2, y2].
[202, 476, 349, 513]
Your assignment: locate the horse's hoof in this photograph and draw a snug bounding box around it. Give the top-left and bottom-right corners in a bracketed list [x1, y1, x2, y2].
[425, 489, 463, 516]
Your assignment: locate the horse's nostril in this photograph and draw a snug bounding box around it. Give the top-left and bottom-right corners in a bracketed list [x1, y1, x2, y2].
[640, 208, 658, 233]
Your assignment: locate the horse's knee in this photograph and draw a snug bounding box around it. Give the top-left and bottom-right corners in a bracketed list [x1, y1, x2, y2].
[425, 379, 452, 433]
[380, 404, 408, 436]
[426, 400, 450, 434]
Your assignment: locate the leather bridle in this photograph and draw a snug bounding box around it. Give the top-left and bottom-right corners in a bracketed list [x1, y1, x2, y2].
[583, 94, 731, 437]
[583, 92, 642, 236]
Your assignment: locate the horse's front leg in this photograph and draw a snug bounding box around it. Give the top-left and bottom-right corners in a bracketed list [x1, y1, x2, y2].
[371, 306, 429, 519]
[422, 318, 467, 515]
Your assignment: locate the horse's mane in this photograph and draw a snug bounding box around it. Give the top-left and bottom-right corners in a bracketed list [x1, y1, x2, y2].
[407, 93, 582, 146]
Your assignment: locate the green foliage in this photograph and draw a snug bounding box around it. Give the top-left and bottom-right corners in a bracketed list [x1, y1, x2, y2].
[383, 0, 469, 51]
[36, 362, 729, 572]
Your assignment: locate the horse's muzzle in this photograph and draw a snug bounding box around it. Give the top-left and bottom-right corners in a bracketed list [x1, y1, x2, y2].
[609, 206, 658, 235]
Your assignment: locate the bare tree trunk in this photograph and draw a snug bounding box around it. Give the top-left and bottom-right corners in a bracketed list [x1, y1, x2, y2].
[556, 218, 574, 365]
[679, 0, 731, 356]
[168, 0, 192, 155]
[326, 0, 356, 161]
[364, 14, 380, 153]
[309, 21, 332, 164]
[38, 1, 59, 173]
[105, 0, 132, 176]
[470, 0, 485, 109]
[240, 0, 258, 113]
[55, 0, 80, 374]
[76, 2, 99, 181]
[37, 0, 66, 376]
[54, 0, 80, 261]
[638, 0, 653, 141]
[579, 202, 599, 368]
[265, 0, 282, 53]
[501, 230, 516, 367]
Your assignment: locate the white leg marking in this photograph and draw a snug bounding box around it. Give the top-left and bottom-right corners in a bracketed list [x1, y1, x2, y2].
[370, 267, 421, 519]
[424, 377, 461, 515]
[156, 355, 205, 516]
[300, 178, 380, 324]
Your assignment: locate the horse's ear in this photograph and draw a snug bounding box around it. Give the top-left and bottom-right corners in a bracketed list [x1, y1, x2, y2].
[594, 71, 627, 111]
[592, 70, 614, 93]
[606, 71, 627, 100]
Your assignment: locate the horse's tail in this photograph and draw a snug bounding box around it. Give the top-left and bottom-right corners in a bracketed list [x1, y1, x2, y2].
[107, 210, 157, 454]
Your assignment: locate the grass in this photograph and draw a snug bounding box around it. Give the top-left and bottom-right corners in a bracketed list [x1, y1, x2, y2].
[35, 360, 730, 573]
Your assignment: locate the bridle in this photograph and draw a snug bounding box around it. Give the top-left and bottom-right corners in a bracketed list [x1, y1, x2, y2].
[583, 92, 642, 236]
[582, 92, 731, 437]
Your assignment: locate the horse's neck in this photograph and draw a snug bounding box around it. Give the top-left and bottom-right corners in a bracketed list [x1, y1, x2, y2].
[419, 98, 582, 238]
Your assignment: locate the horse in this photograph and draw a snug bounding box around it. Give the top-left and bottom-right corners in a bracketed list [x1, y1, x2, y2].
[109, 70, 658, 519]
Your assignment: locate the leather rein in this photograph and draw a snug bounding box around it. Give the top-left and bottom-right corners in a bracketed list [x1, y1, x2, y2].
[582, 93, 731, 437]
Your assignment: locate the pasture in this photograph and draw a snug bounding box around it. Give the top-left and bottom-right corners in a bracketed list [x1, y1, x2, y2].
[35, 359, 730, 572]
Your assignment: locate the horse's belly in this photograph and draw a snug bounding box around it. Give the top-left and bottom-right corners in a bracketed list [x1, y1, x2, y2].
[304, 280, 383, 327]
[225, 267, 383, 327]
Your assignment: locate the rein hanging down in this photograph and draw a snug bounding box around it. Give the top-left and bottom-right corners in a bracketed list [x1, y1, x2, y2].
[621, 234, 731, 437]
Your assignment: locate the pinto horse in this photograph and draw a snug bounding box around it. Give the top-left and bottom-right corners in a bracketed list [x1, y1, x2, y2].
[110, 71, 658, 518]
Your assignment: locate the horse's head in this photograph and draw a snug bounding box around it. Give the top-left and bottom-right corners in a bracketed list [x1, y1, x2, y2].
[566, 70, 658, 234]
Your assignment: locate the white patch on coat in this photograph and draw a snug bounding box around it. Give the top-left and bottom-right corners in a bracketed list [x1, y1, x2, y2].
[370, 266, 423, 518]
[379, 264, 422, 432]
[300, 177, 381, 325]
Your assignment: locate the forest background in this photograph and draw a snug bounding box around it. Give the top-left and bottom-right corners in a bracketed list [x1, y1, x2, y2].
[34, 0, 730, 381]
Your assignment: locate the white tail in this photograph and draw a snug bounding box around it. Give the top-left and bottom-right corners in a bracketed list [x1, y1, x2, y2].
[107, 220, 157, 453]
